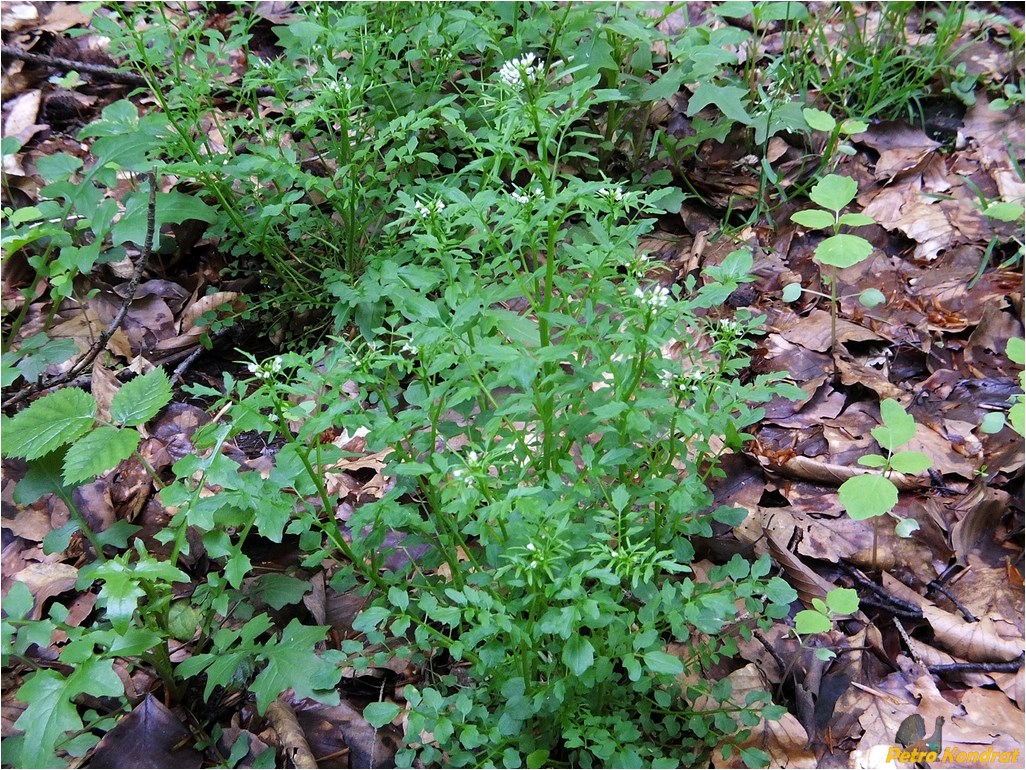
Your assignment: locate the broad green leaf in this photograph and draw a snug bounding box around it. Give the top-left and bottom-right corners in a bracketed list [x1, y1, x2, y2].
[1, 389, 95, 460]
[611, 485, 630, 513]
[857, 454, 887, 468]
[642, 650, 684, 675]
[755, 1, 808, 22]
[983, 201, 1025, 222]
[814, 233, 873, 268]
[859, 288, 886, 308]
[872, 398, 916, 450]
[716, 1, 755, 19]
[802, 108, 836, 132]
[14, 660, 122, 768]
[251, 620, 341, 714]
[889, 450, 931, 475]
[562, 636, 595, 676]
[62, 426, 140, 485]
[794, 609, 831, 635]
[253, 574, 312, 610]
[1007, 337, 1025, 365]
[980, 411, 1006, 434]
[825, 588, 859, 615]
[840, 118, 869, 135]
[815, 648, 837, 661]
[110, 368, 172, 426]
[837, 212, 876, 227]
[790, 209, 834, 230]
[363, 702, 401, 728]
[839, 474, 897, 520]
[781, 283, 803, 302]
[809, 174, 858, 212]
[1009, 401, 1024, 436]
[686, 82, 751, 124]
[895, 518, 920, 537]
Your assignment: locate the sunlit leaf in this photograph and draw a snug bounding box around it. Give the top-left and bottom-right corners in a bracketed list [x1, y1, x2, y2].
[839, 474, 897, 520]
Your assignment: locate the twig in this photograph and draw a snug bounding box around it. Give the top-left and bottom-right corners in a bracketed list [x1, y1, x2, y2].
[2, 171, 158, 409]
[925, 579, 978, 622]
[1, 43, 277, 99]
[836, 561, 923, 617]
[1, 43, 149, 86]
[927, 654, 1024, 675]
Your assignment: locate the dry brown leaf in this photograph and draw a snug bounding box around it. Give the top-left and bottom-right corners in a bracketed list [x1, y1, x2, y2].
[3, 89, 44, 144]
[11, 562, 78, 620]
[179, 291, 243, 334]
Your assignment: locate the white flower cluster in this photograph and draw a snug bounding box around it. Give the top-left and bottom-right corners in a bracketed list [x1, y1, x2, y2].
[498, 53, 543, 89]
[247, 356, 282, 380]
[451, 450, 481, 485]
[510, 186, 545, 204]
[327, 76, 352, 94]
[718, 318, 742, 337]
[415, 199, 446, 218]
[597, 186, 625, 202]
[633, 285, 671, 309]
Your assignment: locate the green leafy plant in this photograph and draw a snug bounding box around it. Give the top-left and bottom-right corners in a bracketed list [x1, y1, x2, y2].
[784, 174, 882, 369]
[794, 587, 861, 661]
[981, 337, 1026, 437]
[838, 399, 932, 570]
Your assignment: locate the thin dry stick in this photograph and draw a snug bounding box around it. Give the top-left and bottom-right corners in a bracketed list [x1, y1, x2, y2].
[2, 171, 158, 409]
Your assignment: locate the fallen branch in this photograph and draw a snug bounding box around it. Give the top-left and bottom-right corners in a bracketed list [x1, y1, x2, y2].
[2, 171, 157, 409]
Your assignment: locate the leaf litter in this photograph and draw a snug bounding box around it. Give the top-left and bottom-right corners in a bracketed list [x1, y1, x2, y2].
[1, 2, 1023, 768]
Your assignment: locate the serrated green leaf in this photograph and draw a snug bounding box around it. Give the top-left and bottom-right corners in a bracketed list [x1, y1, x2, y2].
[782, 283, 803, 302]
[825, 587, 859, 615]
[895, 518, 920, 537]
[815, 233, 873, 268]
[110, 368, 172, 426]
[839, 473, 897, 520]
[642, 649, 684, 675]
[791, 209, 835, 230]
[562, 636, 595, 676]
[873, 398, 916, 449]
[62, 426, 140, 485]
[809, 174, 859, 212]
[802, 107, 836, 132]
[794, 609, 831, 634]
[1, 389, 95, 460]
[889, 450, 931, 475]
[364, 702, 401, 728]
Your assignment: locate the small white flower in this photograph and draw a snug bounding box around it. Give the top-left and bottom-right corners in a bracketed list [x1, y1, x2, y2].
[597, 186, 625, 202]
[415, 198, 445, 218]
[400, 342, 418, 356]
[498, 53, 543, 89]
[634, 285, 671, 309]
[525, 542, 536, 552]
[529, 560, 538, 569]
[511, 190, 531, 204]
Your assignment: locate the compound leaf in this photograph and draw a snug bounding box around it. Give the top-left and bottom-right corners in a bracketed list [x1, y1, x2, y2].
[62, 426, 140, 485]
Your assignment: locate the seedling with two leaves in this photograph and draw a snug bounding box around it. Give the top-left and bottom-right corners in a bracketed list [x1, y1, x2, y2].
[838, 399, 932, 570]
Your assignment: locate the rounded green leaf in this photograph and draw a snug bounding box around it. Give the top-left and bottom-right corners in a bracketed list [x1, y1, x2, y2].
[809, 174, 859, 212]
[1007, 337, 1025, 365]
[895, 518, 920, 537]
[782, 283, 803, 302]
[1, 388, 96, 460]
[980, 412, 1006, 434]
[839, 473, 898, 520]
[562, 636, 595, 676]
[859, 288, 886, 308]
[840, 118, 869, 135]
[643, 650, 685, 675]
[363, 701, 401, 728]
[889, 450, 931, 475]
[815, 234, 873, 268]
[1009, 402, 1024, 436]
[873, 398, 916, 449]
[791, 209, 835, 230]
[825, 587, 859, 615]
[795, 609, 831, 635]
[802, 108, 836, 132]
[837, 212, 876, 227]
[983, 201, 1025, 222]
